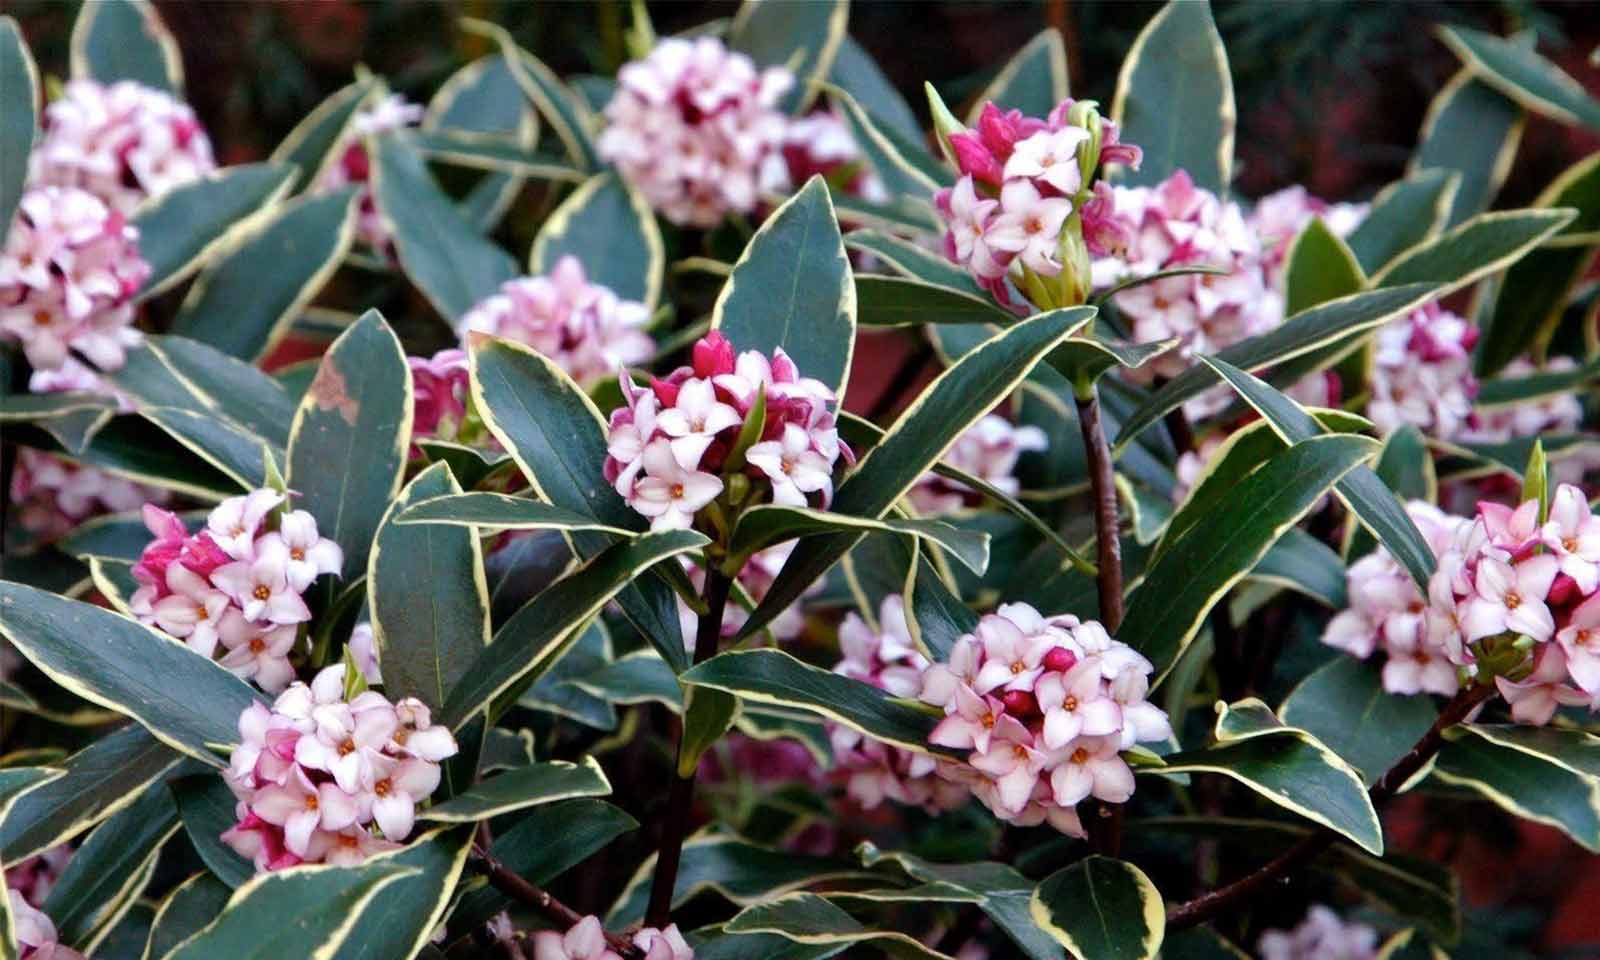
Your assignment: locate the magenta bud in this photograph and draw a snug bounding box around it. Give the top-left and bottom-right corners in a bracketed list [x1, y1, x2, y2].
[693, 331, 735, 378]
[1001, 689, 1038, 718]
[1042, 647, 1078, 673]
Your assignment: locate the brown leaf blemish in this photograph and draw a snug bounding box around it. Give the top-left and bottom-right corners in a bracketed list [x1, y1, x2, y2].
[308, 361, 359, 426]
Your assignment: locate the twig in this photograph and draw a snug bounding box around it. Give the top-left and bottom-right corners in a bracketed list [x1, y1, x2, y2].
[644, 566, 733, 929]
[1165, 682, 1496, 931]
[469, 845, 642, 959]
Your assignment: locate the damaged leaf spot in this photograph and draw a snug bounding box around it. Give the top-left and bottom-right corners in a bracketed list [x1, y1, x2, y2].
[309, 361, 359, 426]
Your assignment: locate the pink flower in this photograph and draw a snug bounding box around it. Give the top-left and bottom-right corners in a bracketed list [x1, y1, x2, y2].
[919, 637, 981, 710]
[293, 696, 398, 794]
[1557, 592, 1600, 697]
[1380, 617, 1458, 696]
[319, 825, 403, 867]
[1459, 555, 1559, 644]
[257, 509, 343, 592]
[986, 180, 1074, 276]
[1003, 127, 1089, 195]
[217, 614, 298, 694]
[10, 889, 87, 960]
[313, 94, 423, 250]
[1540, 484, 1600, 593]
[968, 724, 1047, 814]
[633, 924, 694, 960]
[1048, 735, 1135, 806]
[409, 349, 470, 440]
[910, 415, 1046, 514]
[348, 622, 383, 685]
[366, 755, 441, 842]
[149, 563, 233, 657]
[629, 439, 724, 531]
[533, 915, 624, 960]
[206, 489, 285, 559]
[250, 767, 363, 857]
[211, 553, 312, 625]
[1036, 665, 1122, 750]
[1496, 645, 1590, 725]
[655, 377, 743, 470]
[745, 422, 835, 507]
[931, 685, 1019, 755]
[389, 697, 461, 762]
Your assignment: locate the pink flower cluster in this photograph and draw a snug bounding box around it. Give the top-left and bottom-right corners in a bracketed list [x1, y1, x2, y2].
[1463, 356, 1584, 444]
[7, 890, 83, 960]
[532, 916, 692, 960]
[461, 255, 654, 388]
[829, 596, 969, 813]
[221, 665, 458, 871]
[1323, 501, 1470, 695]
[1426, 485, 1600, 723]
[314, 93, 423, 250]
[1094, 172, 1276, 417]
[30, 79, 216, 214]
[604, 332, 845, 531]
[936, 100, 1139, 309]
[781, 108, 888, 204]
[130, 489, 342, 693]
[919, 603, 1171, 835]
[409, 348, 470, 442]
[9, 448, 165, 541]
[1246, 185, 1367, 293]
[1257, 905, 1377, 960]
[1, 186, 150, 373]
[598, 37, 792, 228]
[909, 414, 1046, 515]
[1367, 301, 1479, 441]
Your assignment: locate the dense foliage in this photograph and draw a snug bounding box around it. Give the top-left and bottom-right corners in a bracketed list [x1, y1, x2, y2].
[3, 2, 1600, 958]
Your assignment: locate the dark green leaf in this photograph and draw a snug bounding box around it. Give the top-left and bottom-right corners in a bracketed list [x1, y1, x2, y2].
[419, 759, 609, 822]
[1030, 856, 1164, 960]
[169, 187, 359, 362]
[127, 336, 298, 448]
[731, 505, 990, 576]
[1369, 207, 1575, 296]
[44, 775, 177, 949]
[521, 622, 618, 731]
[90, 901, 153, 960]
[721, 893, 947, 960]
[141, 406, 270, 489]
[1346, 170, 1458, 274]
[713, 176, 856, 396]
[146, 873, 232, 960]
[1413, 72, 1522, 226]
[1281, 657, 1439, 786]
[287, 309, 411, 584]
[727, 0, 848, 114]
[133, 163, 296, 298]
[0, 583, 262, 766]
[827, 35, 920, 142]
[971, 29, 1069, 121]
[1250, 528, 1348, 609]
[829, 84, 946, 202]
[1285, 218, 1366, 314]
[1432, 724, 1600, 851]
[1347, 424, 1435, 560]
[855, 275, 1014, 327]
[1121, 434, 1376, 680]
[269, 80, 373, 193]
[1111, 0, 1234, 193]
[1476, 356, 1600, 407]
[332, 827, 475, 960]
[396, 492, 631, 535]
[530, 172, 663, 309]
[0, 17, 38, 236]
[844, 230, 981, 295]
[679, 687, 742, 778]
[0, 393, 113, 455]
[1437, 26, 1600, 130]
[574, 650, 684, 711]
[172, 774, 255, 888]
[69, 0, 181, 93]
[462, 19, 599, 169]
[681, 648, 939, 755]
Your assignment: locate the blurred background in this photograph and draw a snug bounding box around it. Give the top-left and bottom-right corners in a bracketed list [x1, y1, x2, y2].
[8, 2, 1599, 955]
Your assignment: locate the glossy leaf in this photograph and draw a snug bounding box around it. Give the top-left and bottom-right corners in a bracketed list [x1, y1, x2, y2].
[371, 463, 490, 713]
[1476, 357, 1600, 407]
[712, 176, 856, 396]
[140, 406, 268, 490]
[1111, 0, 1234, 192]
[1112, 284, 1438, 451]
[1413, 71, 1523, 226]
[1030, 856, 1164, 960]
[287, 310, 412, 584]
[270, 79, 373, 193]
[678, 686, 743, 778]
[396, 492, 632, 535]
[1346, 425, 1436, 560]
[521, 621, 619, 731]
[0, 17, 38, 237]
[161, 862, 418, 960]
[1476, 153, 1600, 375]
[1431, 724, 1600, 851]
[1281, 657, 1439, 787]
[730, 505, 990, 576]
[169, 187, 359, 362]
[43, 775, 178, 949]
[727, 0, 849, 114]
[171, 774, 254, 888]
[0, 393, 114, 455]
[419, 758, 610, 822]
[828, 85, 946, 205]
[1285, 218, 1367, 314]
[681, 648, 939, 755]
[1437, 25, 1600, 130]
[1250, 528, 1348, 609]
[741, 307, 1094, 638]
[1153, 700, 1384, 853]
[461, 18, 599, 170]
[1345, 169, 1458, 274]
[371, 134, 519, 322]
[119, 336, 298, 447]
[469, 336, 687, 669]
[827, 35, 920, 142]
[844, 230, 982, 295]
[574, 649, 684, 711]
[145, 873, 232, 960]
[69, 0, 181, 93]
[133, 163, 296, 298]
[971, 29, 1069, 121]
[439, 530, 708, 729]
[855, 275, 1013, 326]
[1121, 434, 1376, 680]
[1204, 357, 1438, 590]
[530, 172, 663, 309]
[331, 827, 475, 960]
[0, 583, 261, 766]
[1368, 208, 1575, 295]
[424, 52, 536, 232]
[608, 833, 865, 926]
[722, 893, 948, 960]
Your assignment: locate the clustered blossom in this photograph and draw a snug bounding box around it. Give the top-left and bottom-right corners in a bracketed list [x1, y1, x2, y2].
[532, 915, 692, 960]
[1095, 171, 1277, 418]
[1257, 905, 1378, 960]
[909, 414, 1046, 515]
[828, 597, 969, 813]
[408, 348, 470, 442]
[919, 602, 1171, 834]
[1, 186, 150, 373]
[936, 100, 1140, 309]
[461, 256, 654, 388]
[1367, 301, 1479, 440]
[221, 665, 458, 871]
[8, 890, 84, 960]
[1424, 484, 1600, 723]
[781, 108, 888, 204]
[604, 332, 846, 531]
[314, 93, 423, 250]
[30, 79, 216, 214]
[1323, 501, 1470, 696]
[1246, 185, 1367, 293]
[9, 449, 167, 541]
[676, 541, 818, 647]
[1463, 357, 1584, 444]
[599, 36, 792, 228]
[129, 489, 342, 693]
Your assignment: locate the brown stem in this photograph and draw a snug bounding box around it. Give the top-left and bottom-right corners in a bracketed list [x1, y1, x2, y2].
[1165, 682, 1496, 931]
[1085, 799, 1125, 857]
[1074, 387, 1123, 632]
[644, 566, 733, 929]
[470, 845, 642, 959]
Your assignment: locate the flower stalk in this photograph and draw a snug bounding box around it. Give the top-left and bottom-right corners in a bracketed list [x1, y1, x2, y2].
[470, 843, 643, 960]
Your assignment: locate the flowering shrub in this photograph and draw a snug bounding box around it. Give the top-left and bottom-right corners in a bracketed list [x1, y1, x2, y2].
[3, 3, 1600, 960]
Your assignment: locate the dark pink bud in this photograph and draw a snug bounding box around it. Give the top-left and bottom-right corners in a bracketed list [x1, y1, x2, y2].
[1042, 646, 1078, 673]
[1001, 689, 1039, 718]
[950, 131, 1003, 187]
[694, 331, 735, 378]
[1549, 573, 1580, 607]
[651, 376, 681, 407]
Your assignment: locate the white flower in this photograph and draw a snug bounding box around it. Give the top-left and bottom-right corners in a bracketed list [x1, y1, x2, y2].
[629, 439, 723, 530]
[293, 695, 399, 794]
[654, 378, 742, 470]
[250, 767, 363, 857]
[745, 422, 834, 507]
[366, 755, 442, 842]
[207, 489, 285, 559]
[985, 179, 1073, 276]
[1557, 591, 1600, 697]
[1540, 484, 1600, 594]
[149, 563, 233, 658]
[1459, 555, 1559, 644]
[217, 613, 298, 694]
[533, 915, 624, 960]
[1003, 127, 1090, 195]
[1036, 665, 1122, 750]
[348, 622, 383, 685]
[211, 553, 312, 625]
[257, 510, 343, 592]
[1496, 645, 1590, 725]
[1048, 735, 1135, 806]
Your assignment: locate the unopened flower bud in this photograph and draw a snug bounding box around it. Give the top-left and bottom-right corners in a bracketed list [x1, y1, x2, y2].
[1001, 689, 1039, 718]
[1065, 100, 1104, 189]
[1042, 646, 1078, 673]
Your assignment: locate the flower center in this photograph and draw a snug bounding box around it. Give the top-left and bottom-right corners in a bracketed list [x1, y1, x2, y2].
[1578, 629, 1593, 645]
[394, 729, 410, 746]
[253, 585, 271, 601]
[980, 711, 995, 730]
[33, 310, 51, 327]
[1071, 747, 1089, 764]
[290, 547, 305, 561]
[1503, 591, 1521, 610]
[1063, 695, 1078, 712]
[1564, 537, 1579, 553]
[249, 637, 266, 654]
[670, 483, 685, 499]
[195, 605, 209, 620]
[374, 778, 392, 797]
[304, 793, 318, 811]
[1010, 660, 1026, 675]
[338, 738, 356, 757]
